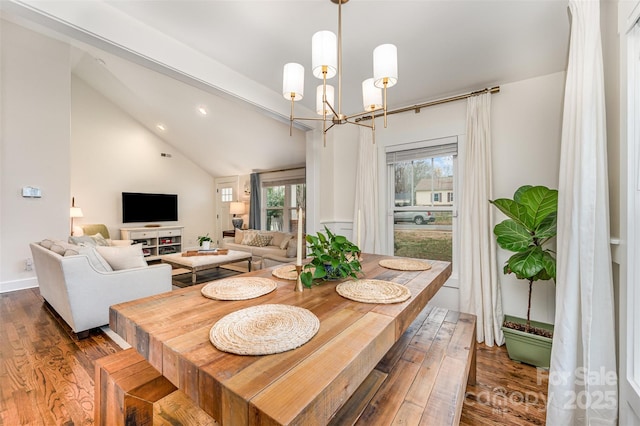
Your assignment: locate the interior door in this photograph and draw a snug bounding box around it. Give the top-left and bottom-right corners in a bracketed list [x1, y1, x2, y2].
[215, 177, 237, 245]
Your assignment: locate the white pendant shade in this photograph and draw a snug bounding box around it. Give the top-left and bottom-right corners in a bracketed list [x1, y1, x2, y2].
[283, 62, 305, 101]
[373, 44, 398, 88]
[312, 30, 337, 79]
[316, 84, 335, 115]
[362, 78, 382, 112]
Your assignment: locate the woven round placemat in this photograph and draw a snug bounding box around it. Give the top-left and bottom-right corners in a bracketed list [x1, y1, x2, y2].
[271, 265, 298, 281]
[379, 258, 432, 271]
[336, 279, 411, 304]
[201, 277, 277, 301]
[209, 304, 320, 355]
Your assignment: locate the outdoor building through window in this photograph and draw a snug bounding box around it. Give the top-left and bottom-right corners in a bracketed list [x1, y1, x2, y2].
[387, 138, 457, 264]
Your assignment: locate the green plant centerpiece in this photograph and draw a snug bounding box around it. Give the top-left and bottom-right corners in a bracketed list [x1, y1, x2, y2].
[490, 185, 557, 337]
[300, 226, 362, 288]
[197, 234, 212, 246]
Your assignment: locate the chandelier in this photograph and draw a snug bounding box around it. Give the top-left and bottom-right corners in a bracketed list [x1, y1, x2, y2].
[282, 0, 398, 145]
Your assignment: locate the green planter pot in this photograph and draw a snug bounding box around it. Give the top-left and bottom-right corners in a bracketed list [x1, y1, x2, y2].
[502, 315, 554, 369]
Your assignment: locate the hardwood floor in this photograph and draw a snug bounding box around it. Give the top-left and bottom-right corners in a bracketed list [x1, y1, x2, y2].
[0, 288, 547, 425]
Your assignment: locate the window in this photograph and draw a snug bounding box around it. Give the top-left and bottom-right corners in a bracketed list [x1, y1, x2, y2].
[264, 184, 305, 231]
[260, 168, 306, 233]
[220, 187, 232, 203]
[387, 138, 457, 264]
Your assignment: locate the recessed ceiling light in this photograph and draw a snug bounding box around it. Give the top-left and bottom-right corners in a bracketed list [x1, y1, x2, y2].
[197, 105, 208, 116]
[156, 123, 166, 131]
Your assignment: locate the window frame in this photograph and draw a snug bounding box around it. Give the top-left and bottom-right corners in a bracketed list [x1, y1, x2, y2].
[385, 136, 459, 285]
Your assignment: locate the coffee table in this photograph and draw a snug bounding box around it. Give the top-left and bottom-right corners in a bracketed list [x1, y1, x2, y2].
[160, 250, 252, 284]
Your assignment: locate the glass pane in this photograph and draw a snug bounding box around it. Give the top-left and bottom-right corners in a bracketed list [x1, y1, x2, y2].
[393, 211, 452, 262]
[392, 153, 454, 261]
[266, 208, 283, 231]
[266, 186, 284, 207]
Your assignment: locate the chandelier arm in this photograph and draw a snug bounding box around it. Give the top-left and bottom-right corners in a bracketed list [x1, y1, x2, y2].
[344, 119, 373, 130]
[291, 116, 331, 122]
[344, 107, 383, 121]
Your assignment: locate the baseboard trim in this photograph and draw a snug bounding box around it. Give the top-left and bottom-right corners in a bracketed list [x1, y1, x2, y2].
[0, 277, 38, 294]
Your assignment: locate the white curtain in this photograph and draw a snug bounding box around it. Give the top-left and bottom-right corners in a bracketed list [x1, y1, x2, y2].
[352, 127, 379, 253]
[547, 1, 617, 424]
[459, 93, 504, 346]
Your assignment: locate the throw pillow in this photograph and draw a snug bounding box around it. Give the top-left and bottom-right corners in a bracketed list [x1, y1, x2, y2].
[234, 229, 244, 244]
[68, 233, 109, 247]
[286, 239, 297, 258]
[69, 235, 97, 246]
[50, 243, 67, 255]
[40, 239, 55, 249]
[248, 234, 273, 247]
[78, 247, 113, 272]
[241, 230, 259, 245]
[96, 244, 147, 271]
[270, 232, 285, 248]
[279, 235, 293, 250]
[63, 248, 79, 256]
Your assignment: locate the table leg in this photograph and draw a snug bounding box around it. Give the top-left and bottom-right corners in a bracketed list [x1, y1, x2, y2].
[192, 269, 197, 284]
[248, 259, 252, 272]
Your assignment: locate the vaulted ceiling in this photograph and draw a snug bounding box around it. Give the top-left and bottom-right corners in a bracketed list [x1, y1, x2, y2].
[2, 0, 571, 177]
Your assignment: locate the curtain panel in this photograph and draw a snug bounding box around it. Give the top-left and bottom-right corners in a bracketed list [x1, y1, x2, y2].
[249, 173, 260, 230]
[459, 92, 504, 346]
[547, 1, 617, 424]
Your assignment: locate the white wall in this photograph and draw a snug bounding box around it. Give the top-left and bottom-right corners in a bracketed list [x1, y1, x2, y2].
[312, 71, 566, 323]
[71, 76, 215, 249]
[1, 20, 71, 292]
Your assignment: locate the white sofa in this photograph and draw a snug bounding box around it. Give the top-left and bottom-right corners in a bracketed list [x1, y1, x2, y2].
[30, 241, 172, 336]
[221, 229, 303, 267]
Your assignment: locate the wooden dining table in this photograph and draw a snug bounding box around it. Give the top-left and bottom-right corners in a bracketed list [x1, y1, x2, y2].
[108, 253, 451, 425]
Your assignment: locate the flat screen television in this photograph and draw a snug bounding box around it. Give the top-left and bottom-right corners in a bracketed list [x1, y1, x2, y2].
[122, 192, 178, 223]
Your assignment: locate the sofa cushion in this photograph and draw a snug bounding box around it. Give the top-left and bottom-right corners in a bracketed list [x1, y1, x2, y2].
[248, 234, 273, 247]
[279, 234, 293, 249]
[96, 244, 147, 271]
[234, 229, 244, 244]
[252, 246, 287, 258]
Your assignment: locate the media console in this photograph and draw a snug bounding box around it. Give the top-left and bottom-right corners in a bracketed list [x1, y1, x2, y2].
[120, 226, 183, 261]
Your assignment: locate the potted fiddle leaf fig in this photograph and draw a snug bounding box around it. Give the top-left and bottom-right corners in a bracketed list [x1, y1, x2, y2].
[490, 185, 557, 368]
[300, 226, 362, 288]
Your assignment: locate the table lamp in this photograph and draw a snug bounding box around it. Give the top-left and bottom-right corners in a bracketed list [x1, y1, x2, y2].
[230, 202, 245, 229]
[70, 197, 83, 235]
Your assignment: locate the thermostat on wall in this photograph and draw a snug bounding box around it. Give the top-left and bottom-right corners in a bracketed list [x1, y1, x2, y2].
[22, 186, 42, 198]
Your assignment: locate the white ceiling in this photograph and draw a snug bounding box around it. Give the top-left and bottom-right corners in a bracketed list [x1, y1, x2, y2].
[5, 0, 571, 177]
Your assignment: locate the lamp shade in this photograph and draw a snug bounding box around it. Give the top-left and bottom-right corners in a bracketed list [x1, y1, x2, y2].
[70, 207, 83, 218]
[373, 44, 398, 88]
[312, 31, 337, 79]
[316, 84, 335, 115]
[283, 63, 305, 101]
[362, 78, 382, 112]
[229, 202, 245, 215]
